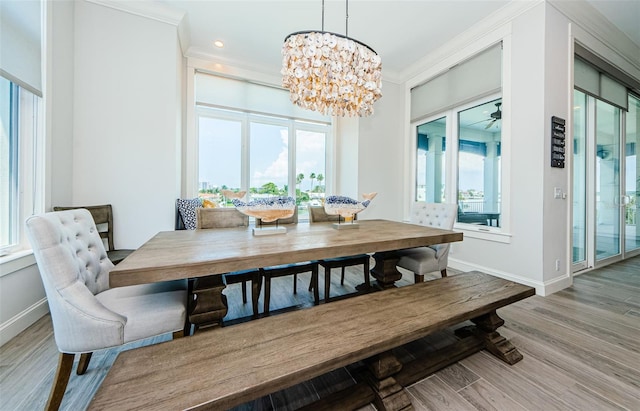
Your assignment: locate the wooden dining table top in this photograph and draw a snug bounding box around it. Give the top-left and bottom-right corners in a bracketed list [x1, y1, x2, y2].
[109, 219, 463, 288]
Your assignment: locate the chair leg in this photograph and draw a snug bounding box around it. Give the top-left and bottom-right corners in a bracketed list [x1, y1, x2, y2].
[364, 258, 371, 287]
[46, 353, 75, 411]
[414, 273, 425, 283]
[293, 273, 298, 294]
[76, 352, 92, 375]
[251, 275, 262, 317]
[184, 278, 195, 336]
[441, 269, 447, 277]
[312, 265, 319, 305]
[264, 273, 272, 314]
[241, 280, 248, 304]
[324, 267, 331, 303]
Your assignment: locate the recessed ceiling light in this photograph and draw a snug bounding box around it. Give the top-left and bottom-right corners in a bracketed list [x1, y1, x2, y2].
[213, 40, 224, 48]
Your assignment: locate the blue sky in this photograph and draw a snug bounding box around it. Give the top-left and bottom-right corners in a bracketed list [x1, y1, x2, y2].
[199, 117, 325, 191]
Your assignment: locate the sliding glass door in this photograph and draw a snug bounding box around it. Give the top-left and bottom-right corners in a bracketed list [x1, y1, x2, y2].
[624, 94, 640, 254]
[573, 91, 640, 271]
[594, 99, 621, 260]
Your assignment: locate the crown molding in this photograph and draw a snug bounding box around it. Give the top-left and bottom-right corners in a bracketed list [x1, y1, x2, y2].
[85, 0, 191, 53]
[401, 0, 541, 84]
[549, 0, 640, 75]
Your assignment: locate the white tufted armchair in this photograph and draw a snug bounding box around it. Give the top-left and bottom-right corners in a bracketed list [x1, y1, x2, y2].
[396, 202, 458, 283]
[25, 209, 187, 411]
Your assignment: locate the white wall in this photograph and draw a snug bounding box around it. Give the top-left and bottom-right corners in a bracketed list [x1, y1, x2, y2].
[541, 4, 571, 285]
[0, 254, 47, 346]
[48, 0, 74, 208]
[71, 1, 182, 248]
[358, 81, 405, 221]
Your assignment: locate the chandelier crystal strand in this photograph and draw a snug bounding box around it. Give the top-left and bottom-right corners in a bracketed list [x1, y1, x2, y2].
[281, 2, 382, 117]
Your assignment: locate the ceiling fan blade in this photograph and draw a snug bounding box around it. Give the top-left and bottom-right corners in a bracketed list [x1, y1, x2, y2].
[469, 119, 490, 126]
[485, 119, 496, 129]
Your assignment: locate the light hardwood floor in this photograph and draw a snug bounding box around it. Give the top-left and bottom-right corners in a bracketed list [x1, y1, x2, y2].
[1, 257, 639, 410]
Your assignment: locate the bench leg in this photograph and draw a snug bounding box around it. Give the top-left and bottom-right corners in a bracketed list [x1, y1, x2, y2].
[364, 351, 414, 411]
[188, 275, 228, 332]
[472, 311, 523, 365]
[456, 310, 523, 365]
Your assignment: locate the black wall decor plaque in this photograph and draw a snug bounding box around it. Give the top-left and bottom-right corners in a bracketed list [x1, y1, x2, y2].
[551, 116, 565, 168]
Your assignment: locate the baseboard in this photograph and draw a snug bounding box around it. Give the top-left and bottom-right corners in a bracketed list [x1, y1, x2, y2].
[0, 298, 49, 347]
[448, 258, 572, 296]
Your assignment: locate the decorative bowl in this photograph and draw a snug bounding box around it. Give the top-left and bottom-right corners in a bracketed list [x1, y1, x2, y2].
[324, 192, 377, 221]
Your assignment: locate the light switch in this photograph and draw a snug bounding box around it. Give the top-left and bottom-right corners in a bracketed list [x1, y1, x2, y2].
[554, 187, 562, 199]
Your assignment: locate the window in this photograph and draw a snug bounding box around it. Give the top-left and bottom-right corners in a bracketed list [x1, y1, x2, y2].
[193, 72, 332, 219]
[416, 117, 446, 203]
[197, 107, 330, 220]
[414, 97, 502, 229]
[0, 76, 43, 255]
[411, 43, 503, 232]
[457, 98, 502, 227]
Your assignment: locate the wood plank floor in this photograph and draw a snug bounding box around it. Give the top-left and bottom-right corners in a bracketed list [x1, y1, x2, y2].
[1, 257, 639, 410]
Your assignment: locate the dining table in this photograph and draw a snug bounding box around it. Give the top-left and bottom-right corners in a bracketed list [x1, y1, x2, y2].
[109, 219, 463, 331]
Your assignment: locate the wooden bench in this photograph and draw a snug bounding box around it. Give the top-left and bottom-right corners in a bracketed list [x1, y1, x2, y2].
[89, 271, 534, 411]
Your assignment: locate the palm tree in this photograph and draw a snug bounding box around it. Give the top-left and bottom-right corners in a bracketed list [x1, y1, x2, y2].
[309, 172, 316, 192]
[316, 174, 324, 192]
[297, 173, 304, 191]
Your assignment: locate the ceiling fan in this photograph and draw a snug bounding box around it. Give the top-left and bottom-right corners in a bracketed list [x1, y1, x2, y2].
[469, 102, 502, 129]
[484, 102, 502, 129]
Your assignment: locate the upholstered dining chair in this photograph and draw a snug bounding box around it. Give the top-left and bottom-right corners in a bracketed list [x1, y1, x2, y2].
[395, 202, 458, 283]
[308, 205, 371, 301]
[257, 208, 320, 314]
[195, 207, 262, 317]
[52, 204, 134, 265]
[25, 209, 187, 411]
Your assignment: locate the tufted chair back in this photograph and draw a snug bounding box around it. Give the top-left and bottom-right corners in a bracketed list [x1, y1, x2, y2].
[27, 208, 112, 295]
[26, 209, 120, 352]
[410, 202, 457, 258]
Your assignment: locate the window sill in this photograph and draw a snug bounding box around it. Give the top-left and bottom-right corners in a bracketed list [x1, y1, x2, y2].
[0, 250, 36, 277]
[454, 224, 512, 243]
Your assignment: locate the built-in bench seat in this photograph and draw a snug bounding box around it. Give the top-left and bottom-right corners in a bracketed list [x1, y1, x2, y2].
[89, 271, 535, 410]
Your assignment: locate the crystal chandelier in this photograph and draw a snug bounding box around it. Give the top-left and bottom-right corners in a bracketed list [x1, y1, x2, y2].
[281, 0, 382, 117]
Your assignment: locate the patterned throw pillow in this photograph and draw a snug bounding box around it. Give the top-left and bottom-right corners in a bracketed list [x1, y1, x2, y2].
[176, 198, 202, 230]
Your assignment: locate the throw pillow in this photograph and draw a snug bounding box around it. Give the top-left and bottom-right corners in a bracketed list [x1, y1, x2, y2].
[176, 198, 202, 230]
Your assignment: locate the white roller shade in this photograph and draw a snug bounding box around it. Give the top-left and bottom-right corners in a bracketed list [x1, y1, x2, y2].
[0, 0, 42, 96]
[411, 43, 502, 123]
[195, 72, 329, 123]
[574, 54, 629, 111]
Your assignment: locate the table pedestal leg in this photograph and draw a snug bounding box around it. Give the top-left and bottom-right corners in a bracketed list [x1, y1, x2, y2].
[188, 275, 228, 332]
[364, 351, 413, 411]
[370, 251, 403, 289]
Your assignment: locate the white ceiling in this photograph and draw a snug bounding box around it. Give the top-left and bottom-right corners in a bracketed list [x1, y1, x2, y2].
[157, 0, 640, 82]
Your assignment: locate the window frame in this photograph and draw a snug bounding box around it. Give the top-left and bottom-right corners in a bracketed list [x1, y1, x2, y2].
[194, 105, 332, 217]
[0, 77, 44, 258]
[411, 92, 511, 241]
